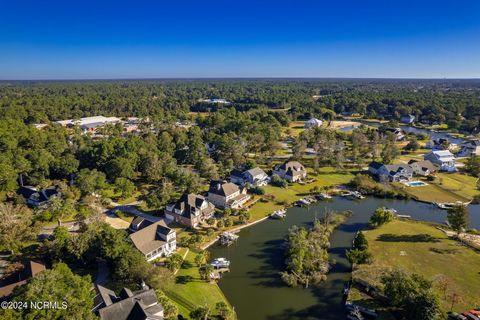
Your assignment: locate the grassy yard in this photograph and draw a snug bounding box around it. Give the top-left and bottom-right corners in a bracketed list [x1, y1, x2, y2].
[395, 172, 479, 203]
[263, 167, 355, 204]
[165, 251, 234, 318]
[283, 121, 306, 137]
[354, 220, 480, 312]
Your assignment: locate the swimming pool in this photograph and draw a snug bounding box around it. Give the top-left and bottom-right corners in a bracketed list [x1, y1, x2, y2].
[404, 180, 428, 187]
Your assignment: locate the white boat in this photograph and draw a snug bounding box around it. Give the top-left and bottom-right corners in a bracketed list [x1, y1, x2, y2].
[351, 191, 365, 199]
[318, 193, 332, 199]
[435, 202, 455, 210]
[210, 257, 230, 269]
[383, 207, 397, 214]
[297, 198, 311, 206]
[397, 214, 411, 219]
[270, 209, 286, 219]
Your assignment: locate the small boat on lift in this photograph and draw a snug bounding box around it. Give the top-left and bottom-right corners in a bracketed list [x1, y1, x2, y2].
[219, 232, 239, 246]
[210, 257, 231, 269]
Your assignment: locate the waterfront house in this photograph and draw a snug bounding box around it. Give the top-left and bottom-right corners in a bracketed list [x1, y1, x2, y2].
[426, 138, 453, 150]
[207, 180, 251, 209]
[424, 150, 456, 172]
[129, 222, 176, 261]
[304, 118, 323, 129]
[17, 185, 62, 207]
[377, 164, 413, 182]
[273, 161, 307, 182]
[164, 193, 215, 228]
[0, 261, 46, 299]
[383, 128, 405, 141]
[400, 114, 415, 124]
[458, 140, 480, 157]
[408, 160, 438, 176]
[93, 284, 164, 320]
[230, 167, 269, 187]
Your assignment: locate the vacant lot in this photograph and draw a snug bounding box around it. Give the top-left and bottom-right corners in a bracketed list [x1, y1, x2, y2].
[354, 220, 480, 312]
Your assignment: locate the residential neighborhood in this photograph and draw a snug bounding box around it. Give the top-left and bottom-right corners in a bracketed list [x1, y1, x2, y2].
[2, 79, 480, 320]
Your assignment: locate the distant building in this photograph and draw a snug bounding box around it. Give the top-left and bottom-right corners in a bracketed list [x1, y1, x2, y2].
[426, 138, 451, 150]
[424, 150, 456, 172]
[0, 261, 46, 299]
[207, 180, 250, 209]
[200, 98, 231, 105]
[230, 167, 270, 187]
[17, 185, 62, 207]
[93, 284, 164, 320]
[408, 160, 438, 176]
[304, 118, 323, 129]
[400, 114, 415, 124]
[165, 193, 215, 228]
[458, 140, 480, 157]
[383, 128, 405, 141]
[273, 161, 307, 182]
[56, 116, 121, 128]
[129, 222, 176, 261]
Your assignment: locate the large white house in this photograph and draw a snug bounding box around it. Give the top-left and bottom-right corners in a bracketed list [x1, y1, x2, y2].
[207, 180, 251, 209]
[304, 118, 323, 129]
[424, 150, 456, 172]
[129, 222, 176, 261]
[230, 167, 270, 186]
[273, 161, 307, 182]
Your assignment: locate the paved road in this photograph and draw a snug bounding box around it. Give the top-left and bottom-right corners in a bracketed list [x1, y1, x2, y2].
[108, 201, 162, 223]
[39, 201, 163, 237]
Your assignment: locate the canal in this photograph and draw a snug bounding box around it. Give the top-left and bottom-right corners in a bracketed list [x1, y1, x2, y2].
[209, 197, 480, 320]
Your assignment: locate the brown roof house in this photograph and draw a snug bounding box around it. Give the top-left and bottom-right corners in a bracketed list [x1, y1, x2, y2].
[207, 180, 251, 209]
[408, 160, 438, 176]
[93, 284, 164, 320]
[129, 222, 176, 262]
[165, 193, 215, 228]
[273, 161, 307, 182]
[0, 261, 46, 299]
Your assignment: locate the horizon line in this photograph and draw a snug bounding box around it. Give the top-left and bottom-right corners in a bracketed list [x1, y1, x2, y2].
[1, 76, 480, 82]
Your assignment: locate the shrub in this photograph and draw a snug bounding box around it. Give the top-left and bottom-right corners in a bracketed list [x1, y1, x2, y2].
[271, 174, 288, 188]
[370, 207, 395, 227]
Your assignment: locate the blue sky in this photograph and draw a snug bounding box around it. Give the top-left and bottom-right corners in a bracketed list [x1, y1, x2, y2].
[1, 0, 479, 79]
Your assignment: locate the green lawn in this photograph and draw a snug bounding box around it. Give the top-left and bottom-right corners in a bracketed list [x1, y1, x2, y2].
[396, 173, 479, 203]
[263, 168, 355, 204]
[165, 251, 234, 318]
[354, 220, 480, 312]
[283, 121, 306, 137]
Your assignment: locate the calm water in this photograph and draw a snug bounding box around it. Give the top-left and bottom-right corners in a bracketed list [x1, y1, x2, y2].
[210, 197, 480, 320]
[361, 121, 465, 144]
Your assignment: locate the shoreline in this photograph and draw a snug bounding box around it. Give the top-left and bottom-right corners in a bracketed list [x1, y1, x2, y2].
[201, 216, 270, 250]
